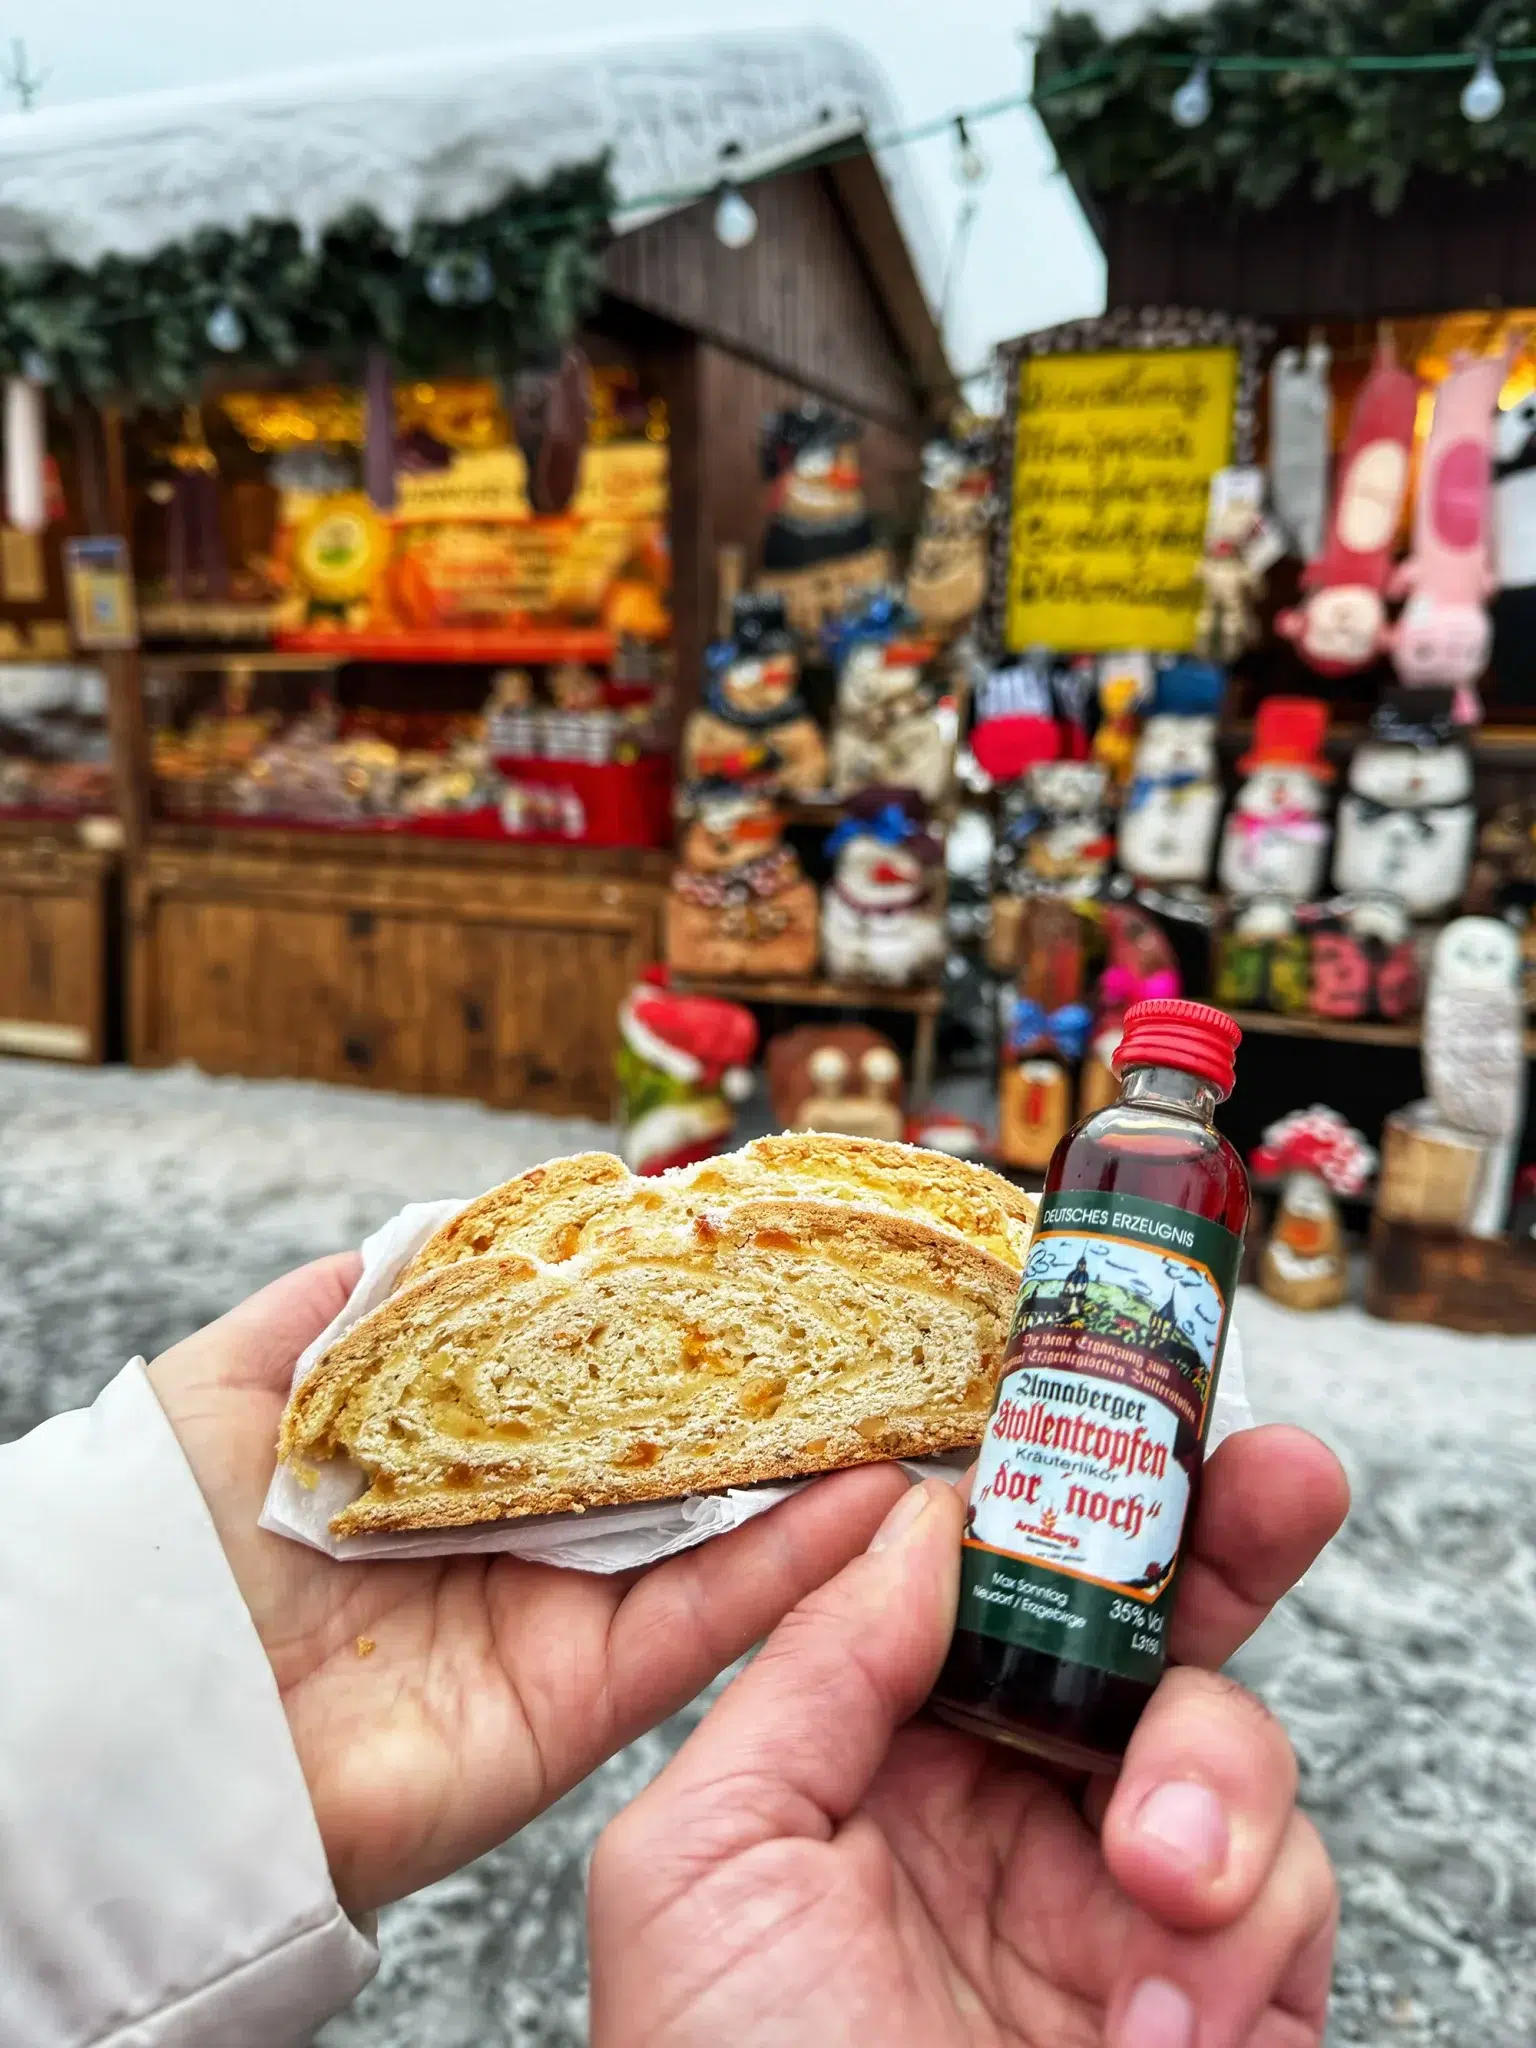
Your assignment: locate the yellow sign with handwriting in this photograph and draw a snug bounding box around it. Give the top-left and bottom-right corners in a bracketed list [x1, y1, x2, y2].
[1005, 348, 1237, 653]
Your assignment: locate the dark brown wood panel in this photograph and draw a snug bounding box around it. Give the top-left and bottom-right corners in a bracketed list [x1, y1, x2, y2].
[1100, 174, 1536, 323]
[0, 841, 110, 1061]
[606, 167, 923, 430]
[131, 848, 663, 1117]
[685, 344, 923, 708]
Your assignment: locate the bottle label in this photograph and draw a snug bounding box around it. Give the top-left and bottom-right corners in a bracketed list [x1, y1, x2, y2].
[958, 1190, 1242, 1686]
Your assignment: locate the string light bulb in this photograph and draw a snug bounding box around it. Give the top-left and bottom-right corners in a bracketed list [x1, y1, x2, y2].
[1171, 58, 1214, 129]
[953, 114, 989, 185]
[1461, 48, 1506, 122]
[204, 302, 246, 353]
[713, 183, 758, 250]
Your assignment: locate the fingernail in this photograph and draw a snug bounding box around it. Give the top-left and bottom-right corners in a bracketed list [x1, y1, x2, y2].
[868, 1479, 934, 1553]
[1114, 1978, 1196, 2048]
[1134, 1779, 1229, 1877]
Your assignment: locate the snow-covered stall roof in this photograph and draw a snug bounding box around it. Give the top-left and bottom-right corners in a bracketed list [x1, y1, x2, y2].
[0, 26, 940, 300]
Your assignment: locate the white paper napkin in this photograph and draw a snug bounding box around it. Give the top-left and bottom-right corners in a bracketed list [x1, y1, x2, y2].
[260, 1194, 1254, 1573]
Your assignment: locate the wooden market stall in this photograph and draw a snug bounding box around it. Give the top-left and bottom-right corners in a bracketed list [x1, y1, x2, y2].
[0, 31, 953, 1115]
[1000, 4, 1536, 1324]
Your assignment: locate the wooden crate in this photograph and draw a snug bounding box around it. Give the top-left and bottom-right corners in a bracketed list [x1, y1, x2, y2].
[1365, 1214, 1536, 1337]
[0, 832, 111, 1062]
[129, 838, 667, 1118]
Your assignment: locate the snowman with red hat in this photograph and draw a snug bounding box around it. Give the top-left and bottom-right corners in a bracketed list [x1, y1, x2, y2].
[616, 971, 759, 1176]
[1218, 696, 1336, 937]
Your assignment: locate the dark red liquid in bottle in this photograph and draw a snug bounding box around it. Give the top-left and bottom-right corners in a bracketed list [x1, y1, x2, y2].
[932, 1006, 1249, 1773]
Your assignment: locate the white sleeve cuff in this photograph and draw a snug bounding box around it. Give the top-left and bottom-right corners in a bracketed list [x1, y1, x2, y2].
[0, 1359, 378, 2048]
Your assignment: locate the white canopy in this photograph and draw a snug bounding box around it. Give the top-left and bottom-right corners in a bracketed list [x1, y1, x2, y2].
[0, 26, 938, 299]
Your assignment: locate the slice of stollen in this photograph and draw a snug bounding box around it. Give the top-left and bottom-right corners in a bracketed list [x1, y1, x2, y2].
[396, 1135, 1036, 1291]
[281, 1198, 1017, 1537]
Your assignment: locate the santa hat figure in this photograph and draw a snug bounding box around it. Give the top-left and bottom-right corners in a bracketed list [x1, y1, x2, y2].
[617, 970, 758, 1177]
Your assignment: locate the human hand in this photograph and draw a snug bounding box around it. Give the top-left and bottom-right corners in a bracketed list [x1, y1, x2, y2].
[148, 1256, 911, 1918]
[590, 1429, 1349, 2048]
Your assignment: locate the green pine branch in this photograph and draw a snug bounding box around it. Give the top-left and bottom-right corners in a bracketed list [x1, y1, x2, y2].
[1036, 1, 1536, 213]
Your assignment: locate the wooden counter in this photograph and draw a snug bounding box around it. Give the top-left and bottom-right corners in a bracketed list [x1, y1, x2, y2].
[129, 829, 669, 1117]
[0, 823, 114, 1062]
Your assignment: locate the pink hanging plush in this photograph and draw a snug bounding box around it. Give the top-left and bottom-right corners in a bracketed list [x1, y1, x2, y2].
[1389, 347, 1513, 723]
[1277, 337, 1419, 678]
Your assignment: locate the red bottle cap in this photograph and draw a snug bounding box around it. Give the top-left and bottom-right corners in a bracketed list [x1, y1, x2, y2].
[1112, 999, 1242, 1099]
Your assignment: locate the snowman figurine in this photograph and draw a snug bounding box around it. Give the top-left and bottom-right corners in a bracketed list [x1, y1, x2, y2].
[1218, 697, 1335, 937]
[1332, 690, 1477, 921]
[822, 788, 947, 986]
[1117, 659, 1226, 893]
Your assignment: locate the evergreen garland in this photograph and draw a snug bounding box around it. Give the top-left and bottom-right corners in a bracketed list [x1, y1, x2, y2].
[1036, 1, 1536, 214]
[0, 157, 614, 404]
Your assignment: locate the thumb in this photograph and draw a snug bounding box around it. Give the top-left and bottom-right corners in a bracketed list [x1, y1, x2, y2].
[610, 1476, 964, 1883]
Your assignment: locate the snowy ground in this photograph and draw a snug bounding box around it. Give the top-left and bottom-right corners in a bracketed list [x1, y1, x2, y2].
[1, 1057, 1532, 2047]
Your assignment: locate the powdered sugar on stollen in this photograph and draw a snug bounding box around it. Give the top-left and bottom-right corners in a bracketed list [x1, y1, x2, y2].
[260, 1193, 1254, 1572]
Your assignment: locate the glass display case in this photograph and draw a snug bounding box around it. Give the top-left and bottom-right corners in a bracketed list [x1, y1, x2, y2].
[0, 664, 114, 820]
[145, 649, 672, 847]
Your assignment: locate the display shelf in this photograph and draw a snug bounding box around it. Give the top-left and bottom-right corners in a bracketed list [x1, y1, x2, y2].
[273, 626, 618, 665]
[1219, 1006, 1536, 1055]
[670, 973, 944, 1102]
[1218, 719, 1536, 772]
[141, 650, 343, 675]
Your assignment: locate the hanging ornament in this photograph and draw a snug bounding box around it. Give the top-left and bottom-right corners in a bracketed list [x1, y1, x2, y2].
[4, 374, 47, 535]
[952, 115, 988, 186]
[205, 301, 247, 354]
[713, 185, 758, 250]
[362, 347, 397, 513]
[1171, 59, 1213, 129]
[423, 251, 496, 307]
[1461, 50, 1506, 124]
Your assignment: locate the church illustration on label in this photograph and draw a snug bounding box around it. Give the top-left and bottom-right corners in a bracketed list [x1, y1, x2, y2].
[1010, 1235, 1217, 1406]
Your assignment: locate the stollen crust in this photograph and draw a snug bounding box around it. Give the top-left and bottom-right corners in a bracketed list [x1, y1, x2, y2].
[397, 1133, 1037, 1290]
[281, 1198, 1017, 1537]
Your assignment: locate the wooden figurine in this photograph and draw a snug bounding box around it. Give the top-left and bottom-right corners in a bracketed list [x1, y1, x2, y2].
[616, 973, 758, 1176]
[1332, 689, 1476, 920]
[1277, 334, 1419, 678]
[766, 1022, 904, 1141]
[1422, 916, 1527, 1236]
[666, 787, 819, 981]
[1390, 345, 1512, 724]
[904, 430, 993, 641]
[1116, 659, 1225, 892]
[821, 788, 946, 987]
[826, 591, 951, 805]
[1368, 918, 1536, 1332]
[1249, 1106, 1377, 1311]
[1010, 759, 1115, 898]
[1196, 468, 1267, 665]
[680, 593, 827, 800]
[999, 897, 1091, 1172]
[755, 403, 892, 638]
[1092, 653, 1152, 793]
[1218, 697, 1334, 933]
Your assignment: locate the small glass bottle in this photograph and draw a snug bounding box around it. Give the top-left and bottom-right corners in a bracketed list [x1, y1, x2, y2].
[931, 999, 1249, 1772]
